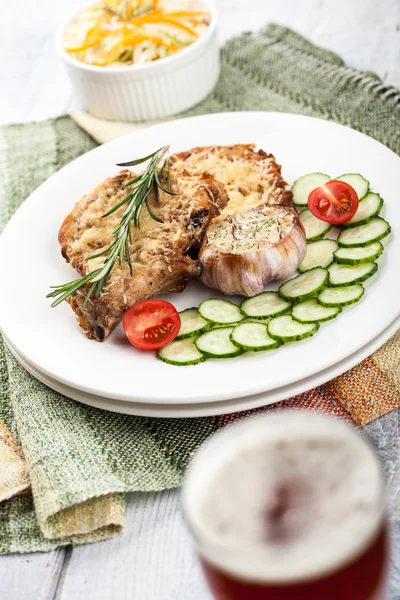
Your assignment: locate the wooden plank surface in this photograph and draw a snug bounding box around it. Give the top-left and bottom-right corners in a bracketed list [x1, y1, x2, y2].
[0, 548, 66, 600]
[55, 491, 211, 600]
[1, 0, 400, 598]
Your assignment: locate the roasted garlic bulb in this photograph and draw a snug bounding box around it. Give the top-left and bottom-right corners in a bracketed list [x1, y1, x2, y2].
[199, 206, 307, 297]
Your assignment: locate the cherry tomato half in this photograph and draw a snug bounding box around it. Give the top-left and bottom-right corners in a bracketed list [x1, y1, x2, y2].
[308, 180, 359, 225]
[122, 299, 181, 350]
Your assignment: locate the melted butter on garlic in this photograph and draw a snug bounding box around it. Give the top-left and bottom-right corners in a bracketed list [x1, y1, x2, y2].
[208, 206, 295, 253]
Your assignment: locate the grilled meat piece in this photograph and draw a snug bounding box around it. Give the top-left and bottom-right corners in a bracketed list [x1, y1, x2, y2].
[59, 169, 228, 341]
[170, 144, 293, 210]
[171, 145, 306, 296]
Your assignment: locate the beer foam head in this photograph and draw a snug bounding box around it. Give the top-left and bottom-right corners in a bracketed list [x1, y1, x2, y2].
[182, 411, 384, 584]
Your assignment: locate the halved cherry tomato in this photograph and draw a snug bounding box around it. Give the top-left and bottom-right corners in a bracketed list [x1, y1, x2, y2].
[122, 299, 181, 350]
[308, 180, 359, 225]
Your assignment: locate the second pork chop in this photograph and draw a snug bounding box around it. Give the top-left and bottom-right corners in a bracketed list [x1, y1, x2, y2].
[171, 145, 306, 296]
[59, 169, 228, 341]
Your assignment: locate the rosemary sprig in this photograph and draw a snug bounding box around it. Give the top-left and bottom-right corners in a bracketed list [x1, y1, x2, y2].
[47, 145, 174, 309]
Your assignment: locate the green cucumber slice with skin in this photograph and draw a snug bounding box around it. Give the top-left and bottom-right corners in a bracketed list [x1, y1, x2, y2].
[328, 262, 377, 287]
[337, 217, 391, 247]
[298, 239, 338, 272]
[291, 299, 341, 323]
[333, 242, 383, 265]
[195, 327, 244, 358]
[318, 284, 365, 307]
[241, 292, 291, 319]
[279, 267, 328, 302]
[336, 173, 369, 200]
[199, 299, 244, 325]
[300, 209, 332, 241]
[344, 193, 383, 228]
[268, 315, 319, 342]
[292, 173, 330, 207]
[230, 323, 282, 352]
[176, 308, 213, 340]
[243, 317, 271, 325]
[157, 339, 206, 366]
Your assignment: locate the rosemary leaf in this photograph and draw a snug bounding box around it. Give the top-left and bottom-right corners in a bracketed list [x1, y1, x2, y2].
[155, 168, 177, 195]
[117, 148, 163, 167]
[125, 237, 132, 275]
[125, 174, 142, 187]
[83, 282, 97, 311]
[95, 279, 104, 298]
[153, 179, 160, 205]
[145, 197, 163, 223]
[87, 244, 113, 261]
[102, 192, 133, 217]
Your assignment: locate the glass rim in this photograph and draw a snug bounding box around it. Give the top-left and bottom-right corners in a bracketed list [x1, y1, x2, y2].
[182, 410, 387, 585]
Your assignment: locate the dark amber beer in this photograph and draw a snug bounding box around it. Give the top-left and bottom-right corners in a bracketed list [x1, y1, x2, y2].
[183, 412, 388, 600]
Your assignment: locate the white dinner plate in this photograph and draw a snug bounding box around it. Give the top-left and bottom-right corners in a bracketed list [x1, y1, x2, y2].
[3, 316, 400, 418]
[0, 112, 399, 404]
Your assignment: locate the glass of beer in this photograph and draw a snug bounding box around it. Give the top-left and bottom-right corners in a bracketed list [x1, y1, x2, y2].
[182, 411, 388, 599]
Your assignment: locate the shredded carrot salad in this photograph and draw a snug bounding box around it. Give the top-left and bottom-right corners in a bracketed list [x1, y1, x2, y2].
[63, 0, 210, 67]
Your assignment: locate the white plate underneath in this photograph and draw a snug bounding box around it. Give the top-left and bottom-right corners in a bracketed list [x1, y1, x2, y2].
[4, 316, 399, 418]
[0, 112, 399, 404]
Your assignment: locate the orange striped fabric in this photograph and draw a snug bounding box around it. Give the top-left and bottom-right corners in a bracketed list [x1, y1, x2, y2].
[216, 330, 400, 428]
[0, 420, 30, 502]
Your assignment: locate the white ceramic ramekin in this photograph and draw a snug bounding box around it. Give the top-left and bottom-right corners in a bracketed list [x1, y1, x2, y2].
[55, 1, 219, 122]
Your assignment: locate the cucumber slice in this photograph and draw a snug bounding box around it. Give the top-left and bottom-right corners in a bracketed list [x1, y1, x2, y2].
[318, 284, 365, 307]
[176, 308, 213, 340]
[241, 292, 291, 319]
[195, 327, 244, 358]
[231, 323, 282, 352]
[336, 173, 369, 200]
[298, 239, 338, 272]
[333, 242, 383, 265]
[328, 262, 377, 287]
[243, 317, 271, 324]
[242, 317, 271, 325]
[199, 299, 244, 325]
[292, 173, 330, 207]
[291, 299, 341, 323]
[300, 209, 332, 241]
[268, 315, 319, 342]
[157, 339, 205, 366]
[338, 217, 391, 247]
[279, 267, 328, 302]
[344, 193, 383, 227]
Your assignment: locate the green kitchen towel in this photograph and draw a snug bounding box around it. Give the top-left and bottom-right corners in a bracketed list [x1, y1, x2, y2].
[1, 24, 400, 554]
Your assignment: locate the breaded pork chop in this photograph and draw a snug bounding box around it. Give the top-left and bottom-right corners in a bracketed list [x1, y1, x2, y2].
[170, 144, 293, 214]
[59, 169, 228, 341]
[171, 145, 306, 296]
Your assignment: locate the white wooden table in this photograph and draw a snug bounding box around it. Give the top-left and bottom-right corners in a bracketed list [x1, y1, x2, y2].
[1, 1, 400, 598]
